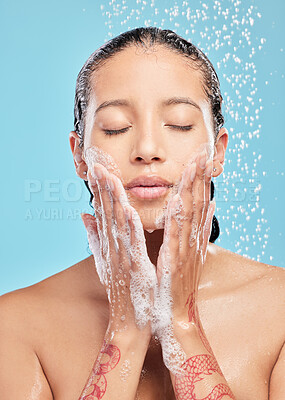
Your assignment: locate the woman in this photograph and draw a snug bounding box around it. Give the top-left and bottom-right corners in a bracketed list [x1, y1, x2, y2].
[1, 27, 284, 399]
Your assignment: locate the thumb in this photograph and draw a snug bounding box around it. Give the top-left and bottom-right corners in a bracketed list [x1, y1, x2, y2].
[81, 213, 101, 259]
[80, 213, 98, 235]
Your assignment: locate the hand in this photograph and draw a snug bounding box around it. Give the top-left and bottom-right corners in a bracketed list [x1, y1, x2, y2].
[156, 148, 215, 327]
[81, 163, 157, 335]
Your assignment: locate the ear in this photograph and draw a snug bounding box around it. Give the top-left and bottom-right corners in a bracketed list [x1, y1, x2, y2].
[213, 127, 228, 177]
[69, 131, 88, 180]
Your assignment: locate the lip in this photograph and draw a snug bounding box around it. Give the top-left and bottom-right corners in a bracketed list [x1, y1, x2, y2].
[125, 175, 173, 200]
[125, 175, 172, 189]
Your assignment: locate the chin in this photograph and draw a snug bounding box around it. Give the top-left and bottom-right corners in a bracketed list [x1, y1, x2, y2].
[138, 210, 166, 232]
[126, 187, 174, 226]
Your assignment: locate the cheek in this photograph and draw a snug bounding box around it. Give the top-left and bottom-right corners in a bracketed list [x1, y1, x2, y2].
[170, 136, 213, 169]
[84, 145, 123, 181]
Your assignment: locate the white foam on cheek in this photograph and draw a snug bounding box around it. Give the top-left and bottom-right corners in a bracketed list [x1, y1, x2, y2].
[84, 145, 123, 180]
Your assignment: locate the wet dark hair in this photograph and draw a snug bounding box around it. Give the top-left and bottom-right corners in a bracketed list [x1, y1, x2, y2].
[74, 26, 222, 242]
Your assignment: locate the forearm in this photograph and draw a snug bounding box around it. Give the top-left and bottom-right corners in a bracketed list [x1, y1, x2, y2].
[78, 326, 150, 400]
[169, 317, 236, 400]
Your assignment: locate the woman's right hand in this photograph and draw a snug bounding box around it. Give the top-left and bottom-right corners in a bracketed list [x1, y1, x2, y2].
[81, 163, 157, 336]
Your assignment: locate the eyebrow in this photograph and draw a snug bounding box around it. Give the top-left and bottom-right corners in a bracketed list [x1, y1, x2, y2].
[94, 96, 201, 115]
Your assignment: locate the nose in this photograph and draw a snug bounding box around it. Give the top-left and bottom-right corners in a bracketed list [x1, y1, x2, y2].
[129, 125, 166, 164]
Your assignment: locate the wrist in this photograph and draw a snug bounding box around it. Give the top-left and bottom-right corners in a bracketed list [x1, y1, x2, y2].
[172, 318, 201, 341]
[172, 298, 201, 330]
[106, 321, 152, 346]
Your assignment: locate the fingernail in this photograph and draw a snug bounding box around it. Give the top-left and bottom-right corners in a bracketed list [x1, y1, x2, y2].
[190, 162, 196, 181]
[199, 150, 207, 169]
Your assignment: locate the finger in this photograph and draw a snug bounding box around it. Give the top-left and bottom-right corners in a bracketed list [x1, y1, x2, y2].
[81, 213, 108, 285]
[87, 164, 119, 289]
[81, 212, 98, 235]
[87, 167, 110, 287]
[110, 174, 133, 272]
[126, 205, 156, 327]
[201, 200, 216, 264]
[178, 162, 196, 257]
[189, 150, 208, 289]
[192, 149, 208, 245]
[88, 165, 111, 271]
[162, 193, 180, 274]
[127, 205, 150, 273]
[95, 165, 133, 297]
[80, 212, 99, 260]
[87, 166, 102, 231]
[198, 158, 213, 245]
[193, 199, 216, 289]
[94, 164, 115, 251]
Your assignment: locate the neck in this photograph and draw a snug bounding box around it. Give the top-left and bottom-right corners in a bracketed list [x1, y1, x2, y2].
[144, 229, 165, 266]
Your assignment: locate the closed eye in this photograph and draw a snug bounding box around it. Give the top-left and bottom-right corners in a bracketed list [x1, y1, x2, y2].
[103, 127, 130, 136]
[103, 125, 193, 136]
[168, 125, 193, 131]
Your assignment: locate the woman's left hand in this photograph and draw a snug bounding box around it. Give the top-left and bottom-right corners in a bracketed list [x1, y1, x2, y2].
[156, 148, 216, 328]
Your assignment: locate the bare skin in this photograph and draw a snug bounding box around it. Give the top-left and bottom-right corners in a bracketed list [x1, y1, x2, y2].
[0, 246, 284, 399]
[1, 44, 285, 399]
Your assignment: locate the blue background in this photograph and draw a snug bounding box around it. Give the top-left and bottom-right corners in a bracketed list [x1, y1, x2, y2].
[1, 0, 284, 295]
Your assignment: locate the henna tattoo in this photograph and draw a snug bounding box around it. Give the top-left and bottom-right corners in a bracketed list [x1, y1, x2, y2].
[185, 292, 195, 324]
[175, 354, 235, 399]
[177, 294, 235, 399]
[80, 341, 121, 399]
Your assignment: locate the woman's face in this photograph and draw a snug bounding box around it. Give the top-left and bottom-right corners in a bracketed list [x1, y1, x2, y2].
[81, 45, 227, 231]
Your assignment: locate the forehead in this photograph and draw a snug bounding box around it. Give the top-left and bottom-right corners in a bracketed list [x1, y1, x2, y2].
[89, 45, 207, 104]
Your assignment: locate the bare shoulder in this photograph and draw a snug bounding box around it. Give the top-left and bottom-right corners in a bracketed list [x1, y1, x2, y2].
[207, 242, 285, 284]
[0, 255, 99, 335]
[206, 243, 285, 318]
[207, 243, 285, 283]
[0, 256, 101, 399]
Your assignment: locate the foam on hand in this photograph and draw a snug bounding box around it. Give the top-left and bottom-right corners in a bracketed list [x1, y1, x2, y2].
[152, 193, 187, 375]
[84, 145, 157, 330]
[117, 180, 157, 329]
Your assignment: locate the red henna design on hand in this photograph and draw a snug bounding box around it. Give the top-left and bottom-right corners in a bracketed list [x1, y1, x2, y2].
[185, 292, 195, 323]
[175, 354, 235, 399]
[80, 341, 121, 399]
